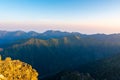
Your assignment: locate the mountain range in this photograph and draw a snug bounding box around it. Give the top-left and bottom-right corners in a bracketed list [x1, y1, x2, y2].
[0, 30, 75, 45]
[0, 30, 120, 80]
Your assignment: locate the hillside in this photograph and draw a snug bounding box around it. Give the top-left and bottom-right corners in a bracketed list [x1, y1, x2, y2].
[43, 54, 120, 80]
[75, 53, 120, 80]
[42, 71, 95, 80]
[0, 30, 74, 46]
[1, 35, 120, 78]
[1, 30, 120, 47]
[1, 30, 120, 79]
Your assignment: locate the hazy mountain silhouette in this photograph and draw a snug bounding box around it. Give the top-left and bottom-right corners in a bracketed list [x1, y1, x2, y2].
[0, 30, 76, 46]
[1, 30, 120, 79]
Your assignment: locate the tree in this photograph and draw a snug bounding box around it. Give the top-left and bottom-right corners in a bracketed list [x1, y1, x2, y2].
[0, 56, 38, 80]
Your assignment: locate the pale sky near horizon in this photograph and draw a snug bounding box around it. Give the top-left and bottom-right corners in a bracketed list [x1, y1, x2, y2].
[0, 0, 120, 34]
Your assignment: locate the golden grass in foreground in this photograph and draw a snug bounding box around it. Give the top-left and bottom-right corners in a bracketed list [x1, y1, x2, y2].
[0, 56, 38, 80]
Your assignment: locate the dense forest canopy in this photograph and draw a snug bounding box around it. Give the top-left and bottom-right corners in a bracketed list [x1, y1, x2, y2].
[0, 56, 38, 80]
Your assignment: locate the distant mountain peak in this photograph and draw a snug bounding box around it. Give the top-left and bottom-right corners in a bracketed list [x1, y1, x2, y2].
[44, 30, 63, 34]
[12, 38, 49, 47]
[13, 31, 26, 36]
[27, 31, 39, 36]
[28, 31, 38, 34]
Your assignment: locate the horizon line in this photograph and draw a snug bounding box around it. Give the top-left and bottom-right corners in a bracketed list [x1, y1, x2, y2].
[0, 29, 120, 35]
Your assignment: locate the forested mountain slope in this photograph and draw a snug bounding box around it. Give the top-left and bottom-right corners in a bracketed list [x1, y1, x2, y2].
[1, 35, 120, 78]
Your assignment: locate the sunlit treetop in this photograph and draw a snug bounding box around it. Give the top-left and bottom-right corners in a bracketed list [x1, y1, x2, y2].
[0, 56, 38, 80]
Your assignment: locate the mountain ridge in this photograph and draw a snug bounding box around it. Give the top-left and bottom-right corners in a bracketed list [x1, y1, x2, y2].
[1, 30, 120, 79]
[1, 35, 120, 78]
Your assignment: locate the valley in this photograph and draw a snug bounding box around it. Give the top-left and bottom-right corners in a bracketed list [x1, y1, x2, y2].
[0, 30, 120, 80]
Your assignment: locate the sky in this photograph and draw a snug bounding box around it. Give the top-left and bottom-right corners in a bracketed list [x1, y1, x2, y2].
[0, 0, 120, 34]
